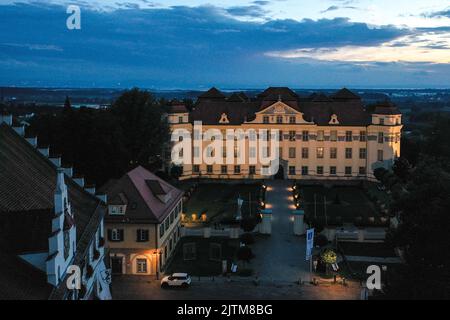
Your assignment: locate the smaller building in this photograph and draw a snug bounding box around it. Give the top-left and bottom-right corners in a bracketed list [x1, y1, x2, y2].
[101, 166, 183, 277]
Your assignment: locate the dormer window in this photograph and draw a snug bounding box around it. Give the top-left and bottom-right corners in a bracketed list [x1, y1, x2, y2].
[219, 113, 229, 124]
[380, 118, 385, 125]
[109, 205, 126, 215]
[263, 116, 270, 124]
[329, 114, 339, 125]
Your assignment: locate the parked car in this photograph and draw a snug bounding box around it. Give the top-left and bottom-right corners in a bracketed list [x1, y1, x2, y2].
[161, 273, 191, 288]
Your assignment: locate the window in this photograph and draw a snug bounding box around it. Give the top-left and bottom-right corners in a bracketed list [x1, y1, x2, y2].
[278, 131, 283, 141]
[330, 130, 337, 142]
[316, 147, 324, 159]
[263, 116, 269, 124]
[378, 150, 384, 162]
[249, 166, 256, 175]
[234, 165, 241, 174]
[136, 229, 149, 242]
[109, 229, 124, 242]
[64, 231, 70, 260]
[159, 224, 165, 238]
[359, 131, 366, 142]
[302, 147, 309, 159]
[289, 116, 296, 124]
[317, 166, 324, 175]
[278, 147, 283, 159]
[222, 147, 227, 158]
[359, 167, 367, 175]
[359, 148, 367, 159]
[330, 166, 337, 175]
[378, 132, 384, 143]
[380, 118, 385, 125]
[221, 165, 227, 174]
[289, 147, 296, 159]
[317, 130, 324, 141]
[289, 131, 296, 141]
[289, 166, 296, 175]
[136, 259, 147, 273]
[345, 148, 352, 159]
[345, 167, 352, 175]
[345, 131, 353, 142]
[302, 130, 309, 141]
[110, 205, 125, 216]
[178, 116, 183, 123]
[301, 166, 308, 175]
[276, 115, 283, 124]
[193, 165, 200, 173]
[178, 149, 183, 157]
[207, 165, 213, 174]
[330, 147, 337, 159]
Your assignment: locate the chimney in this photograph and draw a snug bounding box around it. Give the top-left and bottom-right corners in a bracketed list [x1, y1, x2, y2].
[49, 156, 61, 167]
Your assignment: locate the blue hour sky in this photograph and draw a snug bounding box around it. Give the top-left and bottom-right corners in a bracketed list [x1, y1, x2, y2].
[1, 0, 450, 89]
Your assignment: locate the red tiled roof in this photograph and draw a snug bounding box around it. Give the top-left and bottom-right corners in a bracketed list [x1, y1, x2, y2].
[102, 166, 183, 223]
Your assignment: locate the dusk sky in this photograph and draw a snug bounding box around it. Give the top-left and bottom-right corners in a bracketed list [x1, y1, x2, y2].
[1, 0, 450, 89]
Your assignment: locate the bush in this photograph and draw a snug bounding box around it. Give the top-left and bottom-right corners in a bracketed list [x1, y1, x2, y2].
[240, 233, 255, 245]
[237, 246, 254, 262]
[374, 167, 388, 182]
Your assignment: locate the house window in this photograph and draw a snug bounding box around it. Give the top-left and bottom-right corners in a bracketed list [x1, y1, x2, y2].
[159, 224, 165, 238]
[330, 166, 337, 175]
[136, 259, 147, 273]
[330, 147, 337, 159]
[316, 147, 324, 159]
[302, 148, 309, 159]
[289, 131, 296, 141]
[207, 165, 213, 174]
[278, 131, 283, 141]
[330, 130, 337, 142]
[234, 165, 241, 174]
[249, 166, 256, 175]
[109, 229, 124, 242]
[64, 231, 70, 260]
[359, 148, 367, 159]
[278, 147, 283, 159]
[378, 150, 384, 162]
[289, 166, 296, 175]
[345, 167, 352, 175]
[378, 132, 384, 143]
[178, 116, 183, 123]
[302, 131, 309, 141]
[276, 115, 283, 124]
[110, 205, 125, 216]
[380, 118, 385, 125]
[136, 229, 149, 242]
[289, 147, 296, 159]
[317, 166, 324, 175]
[289, 116, 296, 124]
[345, 148, 352, 159]
[359, 167, 367, 175]
[263, 116, 270, 124]
[221, 165, 227, 174]
[317, 130, 324, 141]
[193, 165, 200, 173]
[301, 166, 308, 175]
[359, 131, 366, 142]
[345, 131, 353, 142]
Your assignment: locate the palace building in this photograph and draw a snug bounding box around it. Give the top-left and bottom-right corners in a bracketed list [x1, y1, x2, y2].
[167, 87, 402, 180]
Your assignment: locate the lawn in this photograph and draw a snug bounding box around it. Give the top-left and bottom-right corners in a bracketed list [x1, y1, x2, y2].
[165, 236, 239, 276]
[181, 183, 262, 225]
[298, 185, 384, 227]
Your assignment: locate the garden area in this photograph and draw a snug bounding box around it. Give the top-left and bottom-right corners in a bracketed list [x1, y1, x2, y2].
[165, 235, 257, 277]
[293, 183, 388, 228]
[180, 182, 264, 226]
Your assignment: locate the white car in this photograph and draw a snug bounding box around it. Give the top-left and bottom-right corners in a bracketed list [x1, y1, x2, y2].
[161, 273, 191, 288]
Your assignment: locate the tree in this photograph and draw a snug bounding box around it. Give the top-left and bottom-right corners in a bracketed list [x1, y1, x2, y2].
[393, 157, 411, 181]
[170, 165, 183, 179]
[374, 167, 388, 182]
[237, 246, 254, 263]
[64, 96, 71, 109]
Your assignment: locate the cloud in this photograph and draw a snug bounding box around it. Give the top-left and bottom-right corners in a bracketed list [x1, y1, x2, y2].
[424, 8, 450, 18]
[0, 2, 449, 88]
[321, 5, 358, 14]
[225, 5, 269, 19]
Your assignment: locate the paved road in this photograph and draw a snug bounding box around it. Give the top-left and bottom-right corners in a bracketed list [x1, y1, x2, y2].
[112, 276, 361, 300]
[250, 180, 310, 282]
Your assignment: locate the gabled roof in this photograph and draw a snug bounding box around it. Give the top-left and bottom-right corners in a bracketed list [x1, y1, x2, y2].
[331, 88, 361, 100]
[101, 166, 183, 223]
[369, 101, 402, 115]
[257, 87, 298, 101]
[198, 87, 226, 100]
[227, 92, 247, 102]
